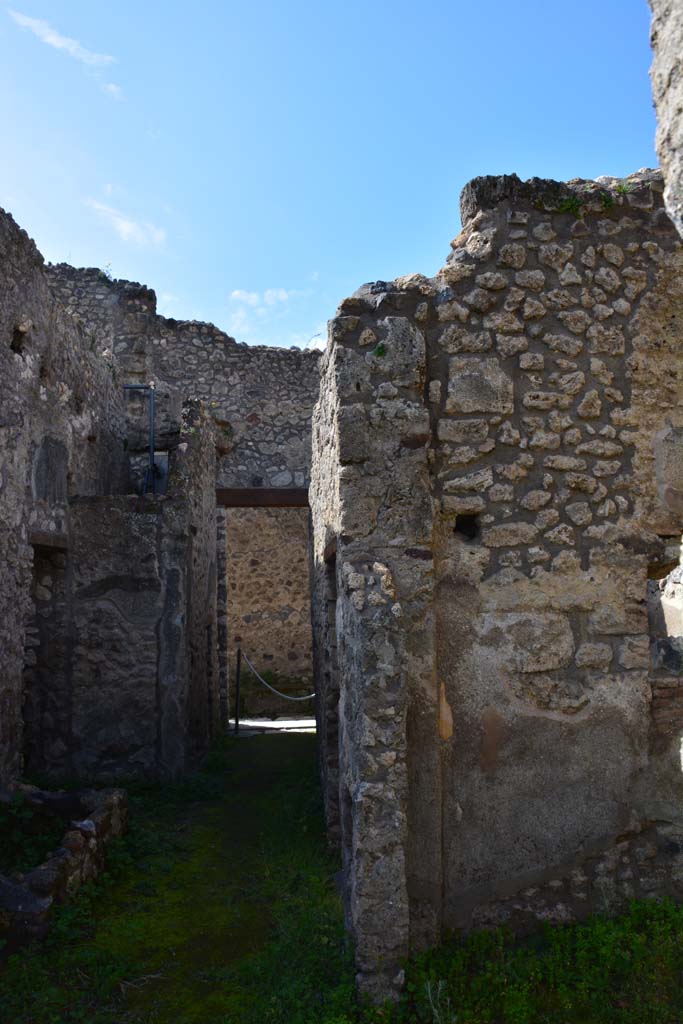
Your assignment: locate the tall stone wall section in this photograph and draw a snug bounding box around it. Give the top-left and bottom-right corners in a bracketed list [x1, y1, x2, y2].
[310, 170, 683, 999]
[172, 402, 220, 766]
[0, 208, 128, 785]
[44, 265, 321, 490]
[650, 0, 683, 236]
[25, 402, 219, 780]
[225, 507, 314, 716]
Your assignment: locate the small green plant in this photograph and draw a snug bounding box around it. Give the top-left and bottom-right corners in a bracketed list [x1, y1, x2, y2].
[600, 190, 615, 210]
[426, 979, 458, 1024]
[557, 195, 582, 217]
[372, 342, 387, 358]
[616, 181, 633, 195]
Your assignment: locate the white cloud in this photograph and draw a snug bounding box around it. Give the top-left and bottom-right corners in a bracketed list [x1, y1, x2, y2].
[229, 286, 304, 308]
[287, 323, 327, 350]
[102, 82, 123, 101]
[226, 283, 317, 346]
[230, 289, 260, 306]
[159, 292, 179, 305]
[227, 307, 251, 337]
[264, 287, 290, 305]
[7, 9, 116, 66]
[84, 199, 166, 247]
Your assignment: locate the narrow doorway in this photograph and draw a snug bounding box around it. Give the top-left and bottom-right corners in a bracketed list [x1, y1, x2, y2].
[224, 505, 316, 734]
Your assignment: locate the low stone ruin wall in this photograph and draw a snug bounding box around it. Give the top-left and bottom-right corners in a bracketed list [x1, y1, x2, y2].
[311, 169, 683, 999]
[0, 784, 127, 951]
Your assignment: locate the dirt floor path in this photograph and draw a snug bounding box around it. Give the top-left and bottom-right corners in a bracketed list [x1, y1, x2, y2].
[0, 735, 353, 1024]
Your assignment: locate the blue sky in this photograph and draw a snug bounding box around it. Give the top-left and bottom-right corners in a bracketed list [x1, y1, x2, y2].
[0, 1, 657, 348]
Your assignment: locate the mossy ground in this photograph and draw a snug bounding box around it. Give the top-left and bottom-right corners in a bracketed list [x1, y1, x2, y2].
[0, 735, 354, 1024]
[3, 735, 683, 1023]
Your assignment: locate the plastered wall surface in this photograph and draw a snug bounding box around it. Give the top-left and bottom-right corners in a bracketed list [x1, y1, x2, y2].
[311, 170, 683, 999]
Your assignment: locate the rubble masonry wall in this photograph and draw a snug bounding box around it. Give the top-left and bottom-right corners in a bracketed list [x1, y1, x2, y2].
[311, 170, 683, 998]
[0, 209, 128, 785]
[44, 265, 321, 490]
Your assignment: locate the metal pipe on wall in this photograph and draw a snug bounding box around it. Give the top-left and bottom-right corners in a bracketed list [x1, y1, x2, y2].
[123, 383, 156, 494]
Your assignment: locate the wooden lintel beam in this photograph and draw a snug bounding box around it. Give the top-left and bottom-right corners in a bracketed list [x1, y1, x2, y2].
[29, 530, 69, 551]
[216, 487, 309, 509]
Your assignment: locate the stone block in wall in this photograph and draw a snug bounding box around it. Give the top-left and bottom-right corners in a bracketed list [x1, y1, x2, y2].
[445, 357, 513, 414]
[478, 612, 574, 674]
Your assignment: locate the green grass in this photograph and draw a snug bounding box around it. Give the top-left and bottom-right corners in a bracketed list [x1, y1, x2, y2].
[0, 795, 67, 876]
[3, 736, 683, 1023]
[0, 736, 354, 1024]
[383, 902, 683, 1024]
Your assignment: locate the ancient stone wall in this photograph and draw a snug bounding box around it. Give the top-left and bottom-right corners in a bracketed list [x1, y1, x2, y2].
[25, 402, 220, 781]
[171, 402, 220, 766]
[0, 209, 128, 785]
[310, 170, 683, 999]
[45, 265, 321, 490]
[225, 507, 314, 717]
[650, 0, 683, 235]
[0, 785, 127, 951]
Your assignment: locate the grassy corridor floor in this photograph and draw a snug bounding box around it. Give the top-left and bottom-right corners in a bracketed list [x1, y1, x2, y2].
[5, 738, 683, 1024]
[0, 735, 355, 1024]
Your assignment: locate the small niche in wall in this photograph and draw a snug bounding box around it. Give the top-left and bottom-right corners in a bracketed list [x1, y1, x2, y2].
[453, 514, 480, 542]
[11, 326, 27, 355]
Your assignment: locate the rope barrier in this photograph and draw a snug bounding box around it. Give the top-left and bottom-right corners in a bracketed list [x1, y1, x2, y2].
[241, 651, 316, 702]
